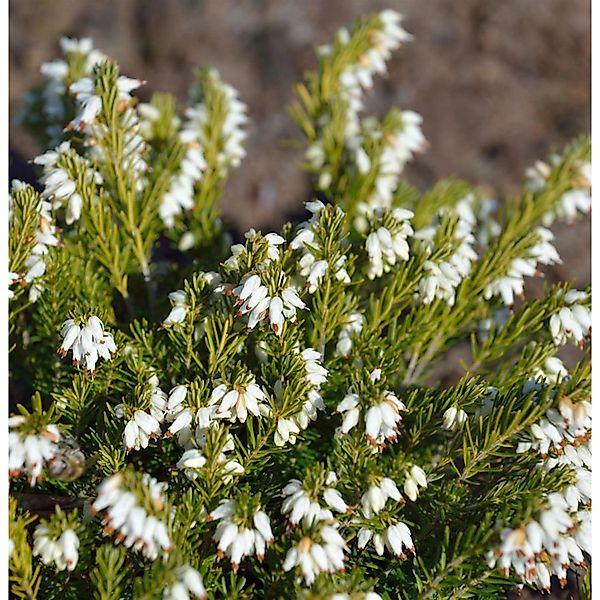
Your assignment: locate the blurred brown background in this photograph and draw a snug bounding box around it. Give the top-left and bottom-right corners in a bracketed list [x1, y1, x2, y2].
[9, 0, 590, 286]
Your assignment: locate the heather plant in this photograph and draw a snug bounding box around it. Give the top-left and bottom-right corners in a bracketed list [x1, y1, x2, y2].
[9, 11, 591, 600]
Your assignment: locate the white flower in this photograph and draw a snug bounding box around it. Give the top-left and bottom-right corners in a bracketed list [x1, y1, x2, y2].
[67, 74, 144, 131]
[91, 473, 172, 560]
[336, 377, 406, 449]
[209, 500, 274, 569]
[21, 37, 106, 146]
[176, 449, 207, 478]
[365, 209, 414, 280]
[403, 465, 427, 502]
[163, 290, 188, 326]
[305, 260, 328, 293]
[163, 566, 207, 600]
[273, 416, 300, 447]
[484, 228, 561, 307]
[416, 197, 477, 305]
[493, 490, 585, 593]
[331, 11, 413, 146]
[323, 488, 350, 515]
[289, 203, 351, 291]
[57, 315, 116, 375]
[336, 312, 364, 357]
[10, 185, 60, 301]
[361, 478, 403, 517]
[176, 433, 243, 483]
[231, 273, 307, 335]
[527, 158, 591, 226]
[364, 392, 406, 448]
[549, 290, 591, 348]
[208, 378, 269, 423]
[181, 68, 247, 171]
[336, 393, 360, 435]
[282, 522, 347, 586]
[123, 410, 162, 452]
[272, 350, 327, 446]
[442, 406, 467, 431]
[301, 348, 328, 389]
[159, 143, 206, 228]
[364, 111, 426, 213]
[357, 521, 414, 558]
[281, 480, 335, 528]
[9, 420, 62, 485]
[33, 526, 79, 571]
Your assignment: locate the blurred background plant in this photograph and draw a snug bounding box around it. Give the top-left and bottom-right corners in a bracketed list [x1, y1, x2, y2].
[9, 0, 590, 291]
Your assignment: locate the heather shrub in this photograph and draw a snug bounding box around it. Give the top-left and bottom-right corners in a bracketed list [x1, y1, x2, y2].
[9, 11, 591, 599]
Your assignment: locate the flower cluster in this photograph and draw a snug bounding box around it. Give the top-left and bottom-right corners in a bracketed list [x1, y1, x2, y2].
[164, 385, 245, 481]
[360, 477, 404, 517]
[358, 111, 426, 214]
[491, 378, 592, 591]
[67, 73, 144, 133]
[91, 472, 172, 560]
[336, 369, 406, 450]
[154, 101, 207, 227]
[9, 417, 62, 485]
[365, 208, 414, 279]
[335, 312, 364, 357]
[163, 566, 207, 600]
[229, 271, 307, 335]
[163, 385, 220, 448]
[442, 406, 467, 431]
[281, 472, 349, 528]
[57, 315, 117, 375]
[209, 376, 269, 423]
[526, 157, 591, 226]
[402, 465, 428, 502]
[117, 377, 169, 452]
[354, 476, 415, 560]
[184, 68, 248, 171]
[274, 348, 328, 446]
[9, 181, 60, 302]
[489, 493, 588, 591]
[549, 289, 591, 348]
[518, 394, 591, 468]
[20, 37, 106, 145]
[32, 525, 79, 572]
[290, 201, 350, 293]
[33, 141, 101, 224]
[305, 11, 419, 191]
[333, 10, 413, 141]
[484, 227, 561, 308]
[358, 521, 415, 559]
[209, 496, 274, 570]
[416, 195, 478, 305]
[176, 432, 244, 484]
[283, 522, 348, 586]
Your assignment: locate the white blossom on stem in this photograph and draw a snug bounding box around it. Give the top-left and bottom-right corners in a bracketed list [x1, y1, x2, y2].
[163, 566, 207, 600]
[91, 472, 172, 561]
[57, 315, 116, 375]
[33, 526, 79, 572]
[9, 419, 62, 486]
[283, 522, 347, 586]
[209, 378, 270, 423]
[549, 289, 591, 348]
